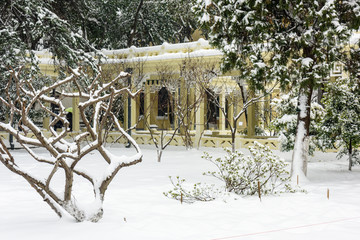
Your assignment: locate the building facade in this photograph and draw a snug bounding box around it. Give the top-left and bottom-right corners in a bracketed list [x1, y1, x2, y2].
[35, 39, 286, 150]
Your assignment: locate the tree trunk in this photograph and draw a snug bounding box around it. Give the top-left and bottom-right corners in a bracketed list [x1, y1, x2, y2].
[157, 149, 163, 163]
[349, 139, 353, 171]
[291, 85, 313, 178]
[128, 0, 144, 47]
[231, 130, 236, 153]
[87, 208, 104, 223]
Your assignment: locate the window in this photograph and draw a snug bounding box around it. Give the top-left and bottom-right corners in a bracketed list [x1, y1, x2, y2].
[139, 92, 144, 116]
[206, 90, 219, 129]
[158, 87, 170, 117]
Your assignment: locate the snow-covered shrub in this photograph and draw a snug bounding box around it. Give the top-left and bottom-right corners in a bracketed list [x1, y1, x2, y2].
[165, 142, 295, 203]
[203, 142, 293, 195]
[164, 176, 222, 203]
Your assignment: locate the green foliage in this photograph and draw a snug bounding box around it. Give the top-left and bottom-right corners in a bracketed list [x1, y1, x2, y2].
[193, 0, 359, 92]
[165, 142, 296, 203]
[337, 149, 360, 166]
[239, 126, 267, 137]
[203, 143, 294, 195]
[0, 0, 99, 120]
[87, 0, 174, 48]
[66, 0, 198, 49]
[319, 76, 360, 166]
[270, 86, 325, 154]
[0, 0, 97, 66]
[193, 1, 360, 159]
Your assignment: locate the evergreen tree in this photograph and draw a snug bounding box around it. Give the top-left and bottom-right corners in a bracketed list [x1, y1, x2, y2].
[168, 0, 199, 43]
[0, 0, 96, 65]
[75, 0, 198, 49]
[0, 0, 97, 121]
[271, 84, 325, 155]
[193, 0, 360, 178]
[319, 46, 360, 171]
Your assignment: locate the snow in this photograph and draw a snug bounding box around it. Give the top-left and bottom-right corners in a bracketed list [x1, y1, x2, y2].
[349, 32, 360, 45]
[277, 114, 297, 124]
[298, 93, 308, 119]
[201, 13, 210, 23]
[291, 121, 308, 181]
[36, 38, 221, 65]
[291, 92, 309, 180]
[204, 0, 212, 7]
[301, 58, 313, 68]
[1, 145, 360, 240]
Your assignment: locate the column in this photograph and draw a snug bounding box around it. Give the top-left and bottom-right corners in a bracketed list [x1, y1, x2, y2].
[195, 86, 205, 148]
[130, 96, 137, 132]
[189, 87, 195, 130]
[72, 96, 80, 132]
[219, 93, 226, 131]
[264, 93, 270, 129]
[179, 78, 186, 135]
[228, 94, 234, 130]
[173, 89, 179, 131]
[43, 102, 50, 130]
[144, 83, 151, 130]
[247, 101, 256, 137]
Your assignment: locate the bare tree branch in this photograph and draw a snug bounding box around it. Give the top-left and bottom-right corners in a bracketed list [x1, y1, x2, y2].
[0, 67, 142, 222]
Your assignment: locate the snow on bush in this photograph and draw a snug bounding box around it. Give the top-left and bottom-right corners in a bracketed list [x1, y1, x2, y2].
[164, 176, 223, 203]
[165, 142, 295, 203]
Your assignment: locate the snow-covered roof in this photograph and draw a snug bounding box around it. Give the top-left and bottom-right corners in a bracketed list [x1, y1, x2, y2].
[102, 38, 222, 62]
[34, 32, 360, 65]
[35, 38, 223, 65]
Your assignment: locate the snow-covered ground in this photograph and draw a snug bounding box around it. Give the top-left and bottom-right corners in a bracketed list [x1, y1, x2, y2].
[1, 144, 360, 240]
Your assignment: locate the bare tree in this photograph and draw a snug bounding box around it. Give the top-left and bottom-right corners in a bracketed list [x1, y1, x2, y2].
[100, 56, 147, 145]
[140, 57, 217, 161]
[142, 65, 180, 162]
[175, 57, 218, 149]
[0, 67, 142, 222]
[200, 77, 278, 152]
[145, 117, 179, 162]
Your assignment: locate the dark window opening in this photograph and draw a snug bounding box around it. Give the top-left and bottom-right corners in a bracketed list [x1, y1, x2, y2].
[158, 87, 173, 124]
[206, 90, 219, 129]
[139, 92, 144, 116]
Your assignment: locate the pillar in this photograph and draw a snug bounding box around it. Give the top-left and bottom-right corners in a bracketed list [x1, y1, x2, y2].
[124, 97, 129, 131]
[247, 101, 256, 137]
[43, 102, 50, 130]
[130, 96, 137, 132]
[179, 78, 186, 135]
[72, 96, 80, 132]
[173, 89, 179, 131]
[189, 87, 195, 130]
[228, 94, 234, 130]
[195, 87, 205, 148]
[144, 83, 151, 130]
[264, 93, 270, 129]
[219, 93, 226, 131]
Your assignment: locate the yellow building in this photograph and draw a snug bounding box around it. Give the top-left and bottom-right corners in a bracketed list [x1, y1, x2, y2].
[2, 33, 357, 150]
[35, 38, 284, 150]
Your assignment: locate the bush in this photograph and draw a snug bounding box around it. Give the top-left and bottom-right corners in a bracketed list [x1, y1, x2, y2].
[203, 142, 293, 195]
[164, 142, 295, 203]
[164, 176, 223, 203]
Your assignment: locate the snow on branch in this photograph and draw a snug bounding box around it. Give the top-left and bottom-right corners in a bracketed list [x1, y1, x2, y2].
[0, 66, 142, 222]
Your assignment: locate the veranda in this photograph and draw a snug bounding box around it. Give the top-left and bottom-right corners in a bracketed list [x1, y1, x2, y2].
[3, 38, 322, 150]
